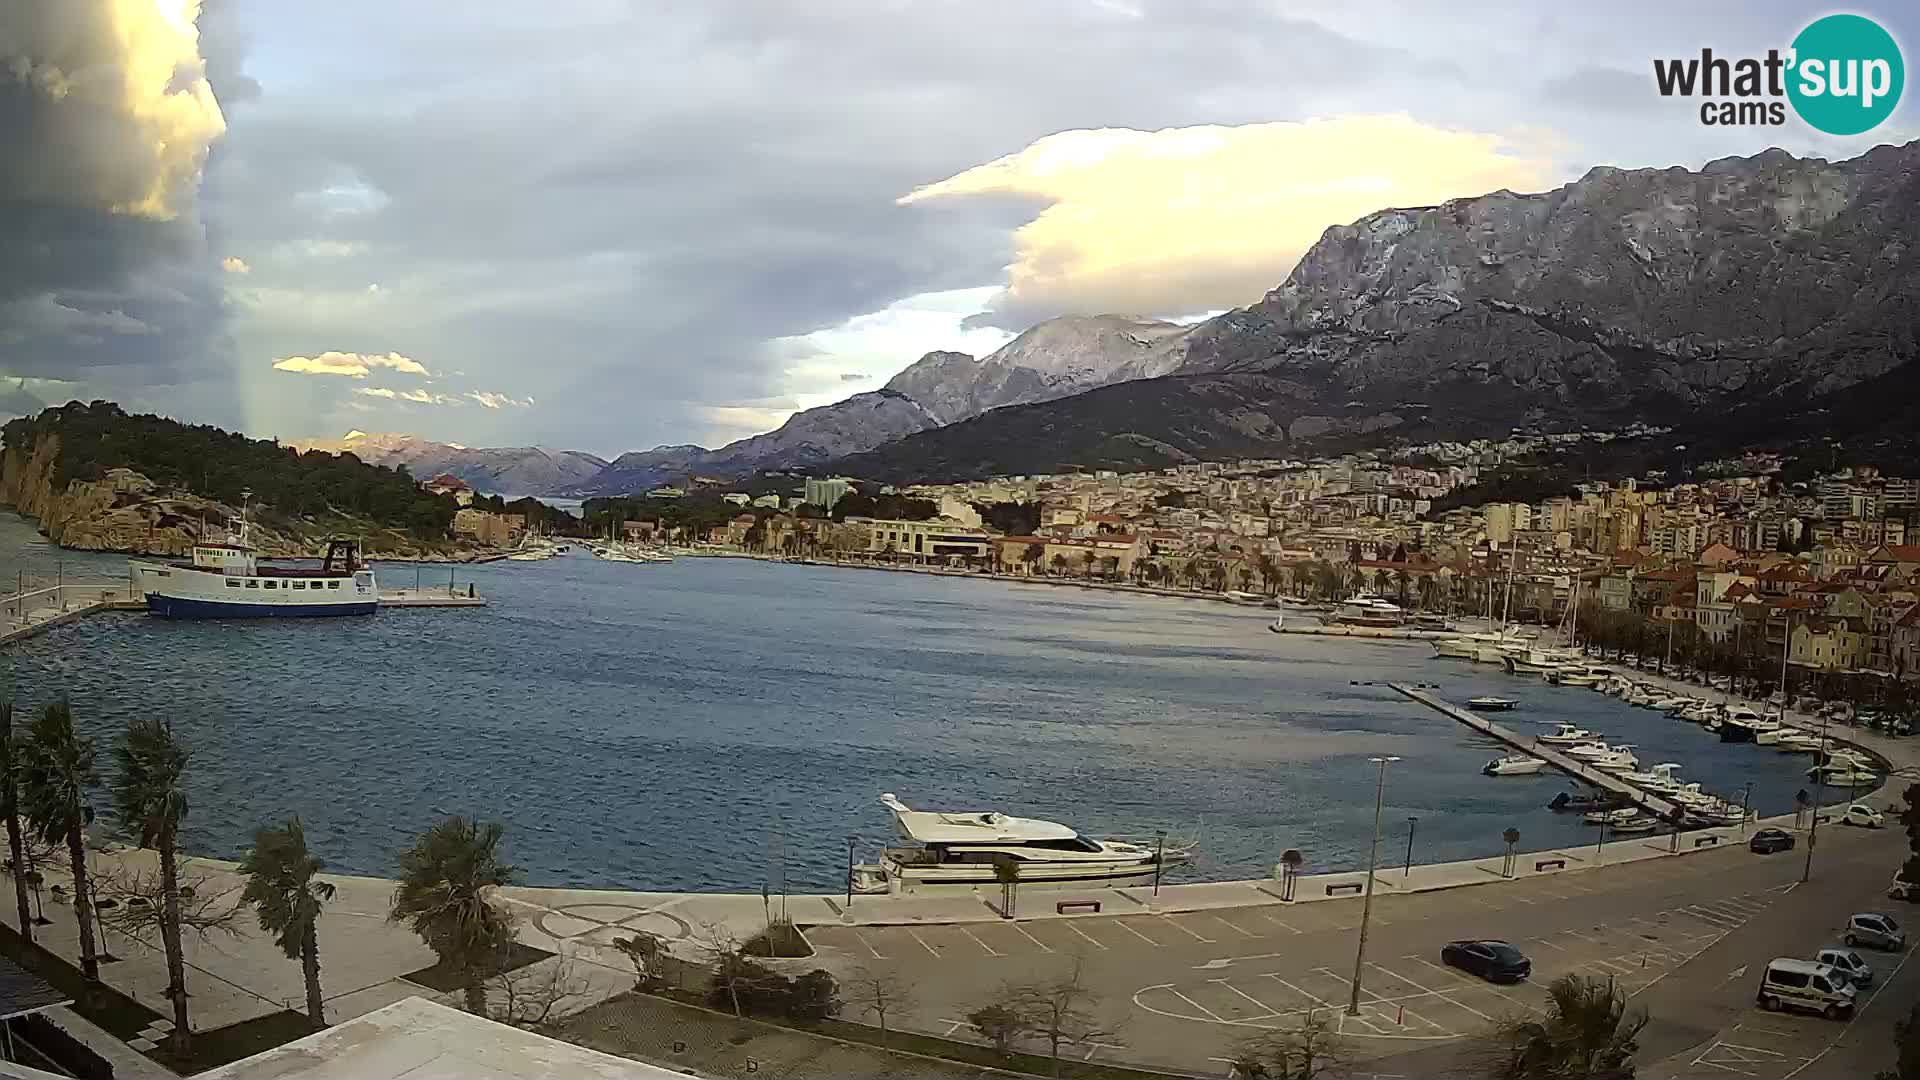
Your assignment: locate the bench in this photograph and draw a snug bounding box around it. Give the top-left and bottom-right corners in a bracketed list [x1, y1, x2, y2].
[1056, 900, 1102, 915]
[1326, 882, 1364, 897]
[1693, 835, 1720, 848]
[1534, 858, 1566, 871]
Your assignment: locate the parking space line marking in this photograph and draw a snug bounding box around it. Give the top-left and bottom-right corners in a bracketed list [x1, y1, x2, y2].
[1112, 919, 1162, 946]
[849, 929, 885, 959]
[1717, 1043, 1788, 1057]
[905, 928, 940, 957]
[1211, 914, 1260, 939]
[1313, 965, 1436, 1032]
[1210, 979, 1283, 1019]
[1369, 963, 1496, 1023]
[1009, 922, 1053, 953]
[1161, 917, 1216, 944]
[1064, 922, 1108, 951]
[1262, 973, 1332, 1009]
[1589, 959, 1634, 975]
[1167, 988, 1228, 1023]
[959, 926, 1003, 957]
[1529, 937, 1568, 952]
[1255, 910, 1303, 934]
[1561, 928, 1598, 943]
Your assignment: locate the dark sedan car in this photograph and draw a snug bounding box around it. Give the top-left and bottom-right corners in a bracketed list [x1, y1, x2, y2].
[1751, 828, 1797, 854]
[1441, 940, 1532, 983]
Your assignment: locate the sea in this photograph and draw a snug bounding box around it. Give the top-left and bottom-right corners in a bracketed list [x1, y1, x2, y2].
[0, 515, 1830, 893]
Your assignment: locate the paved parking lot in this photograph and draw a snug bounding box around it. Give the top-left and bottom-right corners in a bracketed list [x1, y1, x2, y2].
[1661, 922, 1916, 1080]
[1129, 885, 1789, 1043]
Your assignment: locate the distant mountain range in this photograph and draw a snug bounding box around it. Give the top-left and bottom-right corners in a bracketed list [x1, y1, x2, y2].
[288, 432, 607, 496]
[303, 141, 1920, 495]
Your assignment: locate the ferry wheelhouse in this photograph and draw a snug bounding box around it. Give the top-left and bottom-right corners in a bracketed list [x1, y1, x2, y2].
[129, 525, 377, 619]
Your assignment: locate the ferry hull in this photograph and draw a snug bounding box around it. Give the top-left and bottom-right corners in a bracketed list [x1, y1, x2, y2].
[146, 594, 377, 619]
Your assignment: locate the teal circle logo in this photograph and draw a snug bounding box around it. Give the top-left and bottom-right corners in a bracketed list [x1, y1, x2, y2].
[1787, 14, 1904, 135]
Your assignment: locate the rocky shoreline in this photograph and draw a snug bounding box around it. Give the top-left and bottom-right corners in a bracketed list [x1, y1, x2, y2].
[0, 434, 498, 562]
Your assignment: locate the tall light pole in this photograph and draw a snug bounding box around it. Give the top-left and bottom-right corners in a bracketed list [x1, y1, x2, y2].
[1802, 710, 1830, 885]
[1348, 755, 1401, 1016]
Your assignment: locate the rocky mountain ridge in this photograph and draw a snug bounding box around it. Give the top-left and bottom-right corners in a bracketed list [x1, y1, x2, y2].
[290, 432, 608, 496]
[837, 141, 1920, 482]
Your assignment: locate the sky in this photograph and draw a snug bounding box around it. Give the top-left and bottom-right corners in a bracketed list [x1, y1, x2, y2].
[2, 2, 1916, 459]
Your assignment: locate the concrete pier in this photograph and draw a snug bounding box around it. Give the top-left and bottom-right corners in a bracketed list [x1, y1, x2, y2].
[1389, 682, 1684, 819]
[377, 588, 487, 607]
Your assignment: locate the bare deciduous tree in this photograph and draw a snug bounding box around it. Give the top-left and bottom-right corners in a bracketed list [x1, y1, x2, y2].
[1227, 1013, 1347, 1079]
[93, 864, 244, 942]
[846, 964, 916, 1047]
[1004, 959, 1124, 1077]
[489, 958, 594, 1030]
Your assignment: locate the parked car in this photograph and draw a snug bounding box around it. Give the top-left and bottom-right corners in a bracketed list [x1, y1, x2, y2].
[1750, 828, 1796, 854]
[1845, 913, 1906, 952]
[1842, 804, 1885, 829]
[1757, 958, 1856, 1019]
[1814, 947, 1875, 988]
[1441, 940, 1532, 983]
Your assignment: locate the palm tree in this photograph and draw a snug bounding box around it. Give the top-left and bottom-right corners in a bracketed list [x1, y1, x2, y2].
[390, 816, 519, 1015]
[240, 817, 336, 1029]
[1078, 550, 1095, 579]
[1485, 974, 1646, 1078]
[15, 701, 100, 981]
[0, 696, 33, 943]
[113, 718, 193, 1053]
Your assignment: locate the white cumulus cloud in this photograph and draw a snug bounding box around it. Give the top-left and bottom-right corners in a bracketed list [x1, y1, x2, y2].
[272, 351, 430, 378]
[465, 391, 531, 409]
[220, 256, 251, 274]
[899, 115, 1558, 325]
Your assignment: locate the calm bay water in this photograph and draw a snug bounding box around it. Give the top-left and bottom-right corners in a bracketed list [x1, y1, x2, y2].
[2, 522, 1826, 892]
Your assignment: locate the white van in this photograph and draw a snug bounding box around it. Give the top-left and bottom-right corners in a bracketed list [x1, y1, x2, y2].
[1757, 959, 1857, 1019]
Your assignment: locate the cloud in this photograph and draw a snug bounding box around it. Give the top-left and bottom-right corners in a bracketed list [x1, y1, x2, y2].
[0, 1, 228, 220]
[221, 256, 250, 274]
[272, 350, 429, 378]
[900, 116, 1558, 327]
[465, 391, 531, 409]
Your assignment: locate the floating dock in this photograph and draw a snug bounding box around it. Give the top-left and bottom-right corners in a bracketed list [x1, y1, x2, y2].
[1271, 624, 1455, 641]
[1388, 682, 1682, 820]
[377, 589, 486, 608]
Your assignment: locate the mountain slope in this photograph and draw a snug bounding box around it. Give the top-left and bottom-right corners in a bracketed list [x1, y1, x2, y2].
[884, 315, 1192, 424]
[576, 390, 939, 494]
[839, 142, 1920, 482]
[291, 433, 608, 495]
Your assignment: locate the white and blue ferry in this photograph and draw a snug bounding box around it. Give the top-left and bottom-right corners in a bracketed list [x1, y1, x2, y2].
[129, 515, 377, 618]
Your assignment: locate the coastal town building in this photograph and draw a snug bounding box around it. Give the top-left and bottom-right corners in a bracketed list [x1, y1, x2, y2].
[451, 508, 524, 546]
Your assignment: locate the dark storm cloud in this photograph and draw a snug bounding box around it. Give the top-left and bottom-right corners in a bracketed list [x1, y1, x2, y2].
[0, 1, 232, 411]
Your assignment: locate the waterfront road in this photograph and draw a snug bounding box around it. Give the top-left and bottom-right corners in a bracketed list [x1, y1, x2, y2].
[802, 822, 1911, 1076]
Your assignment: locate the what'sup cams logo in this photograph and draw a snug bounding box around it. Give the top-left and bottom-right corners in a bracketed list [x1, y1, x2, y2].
[1654, 13, 1904, 134]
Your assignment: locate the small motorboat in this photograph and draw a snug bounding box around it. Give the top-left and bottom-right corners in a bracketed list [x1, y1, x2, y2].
[1584, 806, 1640, 825]
[1607, 815, 1661, 834]
[1620, 763, 1684, 794]
[1468, 696, 1518, 711]
[1563, 741, 1620, 762]
[1483, 754, 1548, 776]
[1538, 723, 1596, 746]
[1775, 732, 1824, 753]
[1590, 748, 1640, 774]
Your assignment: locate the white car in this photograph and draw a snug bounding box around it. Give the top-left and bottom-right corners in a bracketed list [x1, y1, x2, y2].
[1842, 804, 1885, 829]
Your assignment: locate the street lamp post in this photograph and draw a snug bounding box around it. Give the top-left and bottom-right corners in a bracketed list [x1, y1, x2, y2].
[1802, 712, 1831, 884]
[845, 836, 856, 908]
[1348, 755, 1401, 1017]
[1403, 817, 1418, 878]
[1740, 781, 1754, 835]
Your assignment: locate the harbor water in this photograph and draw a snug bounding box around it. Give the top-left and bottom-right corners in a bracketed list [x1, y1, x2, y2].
[3, 524, 1835, 892]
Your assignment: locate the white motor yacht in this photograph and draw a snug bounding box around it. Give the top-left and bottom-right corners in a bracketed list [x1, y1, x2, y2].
[1589, 747, 1640, 773]
[1774, 732, 1824, 753]
[854, 793, 1191, 894]
[1538, 723, 1597, 746]
[1620, 762, 1684, 794]
[1670, 784, 1719, 810]
[1562, 741, 1619, 763]
[1583, 806, 1640, 825]
[1483, 754, 1548, 776]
